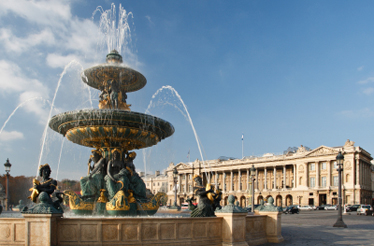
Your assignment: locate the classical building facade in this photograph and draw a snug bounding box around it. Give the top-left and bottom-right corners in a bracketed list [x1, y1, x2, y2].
[142, 170, 168, 195]
[164, 140, 374, 207]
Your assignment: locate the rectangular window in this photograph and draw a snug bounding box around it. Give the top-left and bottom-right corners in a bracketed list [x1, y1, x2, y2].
[183, 175, 186, 180]
[310, 163, 315, 171]
[333, 176, 338, 186]
[189, 185, 192, 192]
[321, 177, 327, 187]
[321, 162, 326, 170]
[309, 177, 315, 188]
[333, 161, 337, 169]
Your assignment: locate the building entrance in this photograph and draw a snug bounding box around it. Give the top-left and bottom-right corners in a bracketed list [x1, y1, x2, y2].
[309, 198, 314, 206]
[332, 198, 337, 205]
[319, 194, 326, 205]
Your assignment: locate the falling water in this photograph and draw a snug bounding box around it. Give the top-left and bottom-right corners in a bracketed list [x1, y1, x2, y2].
[55, 138, 65, 181]
[145, 85, 210, 179]
[92, 3, 134, 54]
[0, 97, 50, 136]
[37, 60, 89, 177]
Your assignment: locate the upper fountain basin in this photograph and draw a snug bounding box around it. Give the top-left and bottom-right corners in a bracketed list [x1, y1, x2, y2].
[82, 64, 146, 93]
[49, 109, 174, 150]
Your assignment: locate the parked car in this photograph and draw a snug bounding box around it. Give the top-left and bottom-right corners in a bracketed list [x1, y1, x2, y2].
[346, 204, 360, 212]
[283, 205, 299, 214]
[316, 204, 327, 210]
[324, 204, 337, 210]
[356, 205, 373, 216]
[298, 205, 313, 210]
[181, 203, 189, 210]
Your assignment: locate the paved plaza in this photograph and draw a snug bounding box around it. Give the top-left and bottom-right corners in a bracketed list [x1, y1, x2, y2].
[264, 210, 374, 246]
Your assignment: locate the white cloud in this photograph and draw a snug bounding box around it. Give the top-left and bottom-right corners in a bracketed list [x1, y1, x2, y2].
[0, 130, 24, 141]
[363, 87, 374, 95]
[338, 108, 374, 118]
[0, 0, 71, 30]
[357, 77, 374, 84]
[357, 66, 364, 71]
[0, 28, 55, 54]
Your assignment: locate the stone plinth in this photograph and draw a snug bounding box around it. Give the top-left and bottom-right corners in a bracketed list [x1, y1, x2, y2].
[216, 212, 249, 246]
[257, 211, 283, 243]
[23, 213, 62, 246]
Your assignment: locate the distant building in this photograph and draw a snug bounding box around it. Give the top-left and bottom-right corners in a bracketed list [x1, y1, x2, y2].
[0, 183, 5, 207]
[165, 140, 374, 207]
[141, 170, 168, 195]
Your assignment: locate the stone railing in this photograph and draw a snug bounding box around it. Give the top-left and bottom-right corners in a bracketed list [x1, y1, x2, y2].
[0, 212, 283, 245]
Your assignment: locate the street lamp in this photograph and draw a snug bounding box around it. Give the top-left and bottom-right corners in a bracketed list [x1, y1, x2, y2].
[250, 165, 256, 213]
[4, 159, 11, 211]
[172, 167, 179, 208]
[333, 151, 347, 228]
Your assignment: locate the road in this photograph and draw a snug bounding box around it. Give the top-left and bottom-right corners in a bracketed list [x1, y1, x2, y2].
[263, 210, 374, 246]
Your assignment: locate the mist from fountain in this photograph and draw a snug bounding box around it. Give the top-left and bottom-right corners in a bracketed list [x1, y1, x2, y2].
[144, 85, 212, 179]
[36, 60, 90, 177]
[92, 3, 134, 55]
[0, 97, 50, 137]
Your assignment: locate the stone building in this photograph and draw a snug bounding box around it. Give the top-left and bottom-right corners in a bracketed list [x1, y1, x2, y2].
[165, 140, 374, 207]
[142, 170, 168, 195]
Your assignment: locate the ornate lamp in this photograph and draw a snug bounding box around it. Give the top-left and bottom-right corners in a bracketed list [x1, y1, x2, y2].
[4, 159, 11, 211]
[172, 167, 179, 208]
[333, 151, 347, 228]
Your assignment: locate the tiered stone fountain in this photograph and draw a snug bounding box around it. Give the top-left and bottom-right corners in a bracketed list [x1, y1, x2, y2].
[49, 50, 174, 216]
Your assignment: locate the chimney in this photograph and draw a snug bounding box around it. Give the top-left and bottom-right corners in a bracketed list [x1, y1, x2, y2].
[139, 172, 144, 177]
[155, 170, 160, 176]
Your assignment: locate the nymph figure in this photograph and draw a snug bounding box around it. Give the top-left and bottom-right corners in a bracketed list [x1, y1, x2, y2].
[189, 175, 216, 217]
[109, 79, 119, 109]
[28, 164, 57, 203]
[80, 150, 107, 200]
[105, 149, 131, 199]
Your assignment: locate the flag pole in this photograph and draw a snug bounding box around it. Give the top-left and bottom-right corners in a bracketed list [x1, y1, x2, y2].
[242, 134, 244, 159]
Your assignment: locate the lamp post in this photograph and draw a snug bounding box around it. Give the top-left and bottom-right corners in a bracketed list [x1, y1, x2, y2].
[333, 151, 347, 228]
[173, 167, 179, 208]
[4, 159, 11, 211]
[250, 165, 256, 212]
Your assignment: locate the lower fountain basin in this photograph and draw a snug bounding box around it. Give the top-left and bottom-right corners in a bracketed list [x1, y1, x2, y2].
[49, 109, 174, 150]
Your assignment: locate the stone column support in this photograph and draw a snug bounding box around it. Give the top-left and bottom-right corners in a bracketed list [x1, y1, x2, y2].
[223, 172, 226, 192]
[273, 167, 276, 189]
[293, 164, 296, 188]
[247, 169, 249, 191]
[283, 166, 286, 188]
[327, 161, 331, 187]
[316, 162, 319, 187]
[238, 169, 241, 191]
[256, 169, 258, 190]
[257, 211, 284, 243]
[264, 168, 267, 190]
[230, 171, 233, 191]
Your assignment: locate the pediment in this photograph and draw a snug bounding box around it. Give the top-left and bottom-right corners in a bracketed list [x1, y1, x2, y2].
[304, 146, 339, 157]
[175, 162, 191, 169]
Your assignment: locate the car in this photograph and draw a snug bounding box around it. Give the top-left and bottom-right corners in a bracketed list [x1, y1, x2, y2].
[346, 204, 360, 212]
[298, 205, 313, 210]
[356, 205, 373, 215]
[316, 204, 327, 210]
[324, 204, 337, 210]
[181, 203, 189, 210]
[283, 205, 299, 214]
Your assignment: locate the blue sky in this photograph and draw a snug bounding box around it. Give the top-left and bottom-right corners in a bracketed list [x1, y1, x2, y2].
[1, 0, 374, 180]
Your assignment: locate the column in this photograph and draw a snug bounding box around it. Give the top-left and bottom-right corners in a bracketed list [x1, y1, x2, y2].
[223, 172, 226, 192]
[305, 163, 308, 187]
[315, 162, 319, 187]
[283, 166, 286, 188]
[293, 164, 296, 188]
[264, 168, 267, 189]
[256, 169, 258, 190]
[215, 171, 218, 188]
[327, 161, 331, 187]
[355, 158, 359, 185]
[238, 170, 241, 190]
[273, 167, 276, 189]
[178, 175, 181, 192]
[230, 171, 233, 191]
[247, 169, 249, 190]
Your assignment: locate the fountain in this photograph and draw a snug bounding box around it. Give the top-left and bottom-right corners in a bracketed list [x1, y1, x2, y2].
[47, 50, 174, 216]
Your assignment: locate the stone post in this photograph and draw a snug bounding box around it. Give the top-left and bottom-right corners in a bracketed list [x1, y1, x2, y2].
[23, 213, 62, 246]
[257, 211, 284, 243]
